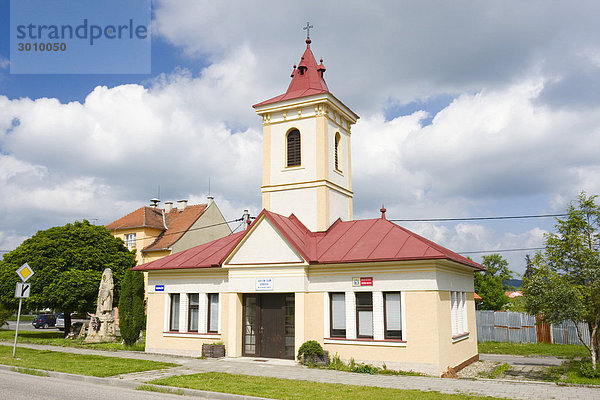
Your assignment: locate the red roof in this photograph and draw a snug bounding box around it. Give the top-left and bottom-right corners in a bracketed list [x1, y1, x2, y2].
[106, 204, 208, 252]
[133, 209, 485, 271]
[253, 39, 330, 108]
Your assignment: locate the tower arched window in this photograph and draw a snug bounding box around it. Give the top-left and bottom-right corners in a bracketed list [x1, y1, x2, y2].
[334, 132, 341, 171]
[287, 129, 301, 167]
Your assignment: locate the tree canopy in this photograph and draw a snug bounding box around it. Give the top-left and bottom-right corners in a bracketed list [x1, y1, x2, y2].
[523, 192, 600, 368]
[0, 220, 136, 334]
[474, 254, 512, 310]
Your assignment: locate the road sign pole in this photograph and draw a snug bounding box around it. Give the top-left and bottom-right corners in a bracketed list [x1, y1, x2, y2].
[12, 297, 22, 358]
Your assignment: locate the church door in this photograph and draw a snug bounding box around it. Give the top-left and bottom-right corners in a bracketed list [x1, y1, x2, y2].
[243, 293, 294, 359]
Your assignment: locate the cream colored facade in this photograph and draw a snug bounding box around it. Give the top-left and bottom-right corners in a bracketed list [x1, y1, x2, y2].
[255, 94, 358, 231]
[143, 215, 479, 376]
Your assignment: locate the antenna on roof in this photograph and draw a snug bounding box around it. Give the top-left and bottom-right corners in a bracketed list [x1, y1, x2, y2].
[157, 185, 161, 201]
[208, 177, 211, 197]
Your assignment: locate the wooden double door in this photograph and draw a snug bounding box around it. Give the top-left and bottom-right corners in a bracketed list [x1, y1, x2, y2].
[242, 293, 295, 359]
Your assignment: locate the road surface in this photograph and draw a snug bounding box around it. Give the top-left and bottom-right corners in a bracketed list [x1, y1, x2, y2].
[0, 369, 188, 400]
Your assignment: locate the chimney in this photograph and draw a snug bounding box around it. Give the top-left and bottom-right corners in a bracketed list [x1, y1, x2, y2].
[150, 198, 160, 208]
[207, 196, 214, 206]
[242, 209, 250, 229]
[164, 201, 173, 213]
[177, 199, 188, 211]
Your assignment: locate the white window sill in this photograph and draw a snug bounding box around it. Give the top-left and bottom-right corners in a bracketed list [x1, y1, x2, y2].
[163, 332, 221, 339]
[452, 332, 469, 343]
[324, 338, 407, 347]
[281, 166, 304, 172]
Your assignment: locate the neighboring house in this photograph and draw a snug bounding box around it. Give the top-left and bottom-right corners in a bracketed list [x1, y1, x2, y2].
[505, 291, 523, 298]
[106, 197, 231, 265]
[133, 36, 484, 376]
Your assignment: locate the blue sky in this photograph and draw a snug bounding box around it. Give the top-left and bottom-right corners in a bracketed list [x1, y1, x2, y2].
[2, 0, 600, 275]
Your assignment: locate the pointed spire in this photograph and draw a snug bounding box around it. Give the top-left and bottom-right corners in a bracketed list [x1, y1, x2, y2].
[380, 205, 387, 220]
[253, 28, 329, 107]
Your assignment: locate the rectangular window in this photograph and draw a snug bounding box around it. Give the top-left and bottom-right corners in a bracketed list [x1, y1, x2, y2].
[170, 293, 180, 331]
[207, 293, 219, 333]
[124, 233, 136, 249]
[451, 291, 468, 337]
[384, 292, 402, 339]
[356, 292, 373, 338]
[188, 294, 199, 332]
[330, 293, 346, 337]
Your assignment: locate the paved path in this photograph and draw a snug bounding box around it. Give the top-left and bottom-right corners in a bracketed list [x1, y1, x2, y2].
[2, 342, 599, 400]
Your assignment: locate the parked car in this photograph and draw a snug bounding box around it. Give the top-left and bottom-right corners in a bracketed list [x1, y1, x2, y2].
[55, 313, 65, 331]
[32, 314, 56, 329]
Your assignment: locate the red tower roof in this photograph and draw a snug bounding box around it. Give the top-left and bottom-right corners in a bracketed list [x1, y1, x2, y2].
[253, 39, 330, 107]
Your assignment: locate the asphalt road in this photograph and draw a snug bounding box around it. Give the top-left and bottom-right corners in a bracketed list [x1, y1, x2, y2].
[0, 369, 187, 400]
[5, 320, 55, 332]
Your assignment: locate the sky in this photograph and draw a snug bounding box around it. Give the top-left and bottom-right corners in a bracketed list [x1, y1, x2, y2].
[1, 0, 600, 276]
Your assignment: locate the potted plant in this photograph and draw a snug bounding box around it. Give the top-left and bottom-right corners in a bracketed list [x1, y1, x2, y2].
[202, 341, 225, 358]
[297, 340, 329, 366]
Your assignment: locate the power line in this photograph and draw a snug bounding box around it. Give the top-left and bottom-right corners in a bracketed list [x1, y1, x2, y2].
[458, 247, 545, 255]
[391, 213, 567, 222]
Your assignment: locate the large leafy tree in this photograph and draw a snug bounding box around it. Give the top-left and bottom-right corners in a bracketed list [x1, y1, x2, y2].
[474, 254, 512, 310]
[118, 269, 145, 346]
[0, 220, 136, 336]
[523, 193, 600, 368]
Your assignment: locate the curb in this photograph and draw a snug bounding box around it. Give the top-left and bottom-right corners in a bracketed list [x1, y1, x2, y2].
[0, 364, 271, 400]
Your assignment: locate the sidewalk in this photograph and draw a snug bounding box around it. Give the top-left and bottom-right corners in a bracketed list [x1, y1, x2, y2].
[3, 342, 600, 400]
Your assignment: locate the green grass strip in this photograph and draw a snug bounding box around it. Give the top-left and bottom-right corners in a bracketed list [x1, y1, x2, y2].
[478, 342, 588, 359]
[0, 329, 145, 351]
[11, 366, 50, 377]
[149, 372, 502, 400]
[0, 345, 177, 377]
[488, 363, 510, 379]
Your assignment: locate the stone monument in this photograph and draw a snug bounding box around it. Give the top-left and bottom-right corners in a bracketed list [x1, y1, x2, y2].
[85, 268, 117, 342]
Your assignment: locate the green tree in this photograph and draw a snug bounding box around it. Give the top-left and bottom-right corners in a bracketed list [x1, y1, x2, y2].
[118, 269, 145, 346]
[474, 254, 512, 310]
[0, 302, 13, 328]
[523, 193, 600, 369]
[0, 220, 136, 336]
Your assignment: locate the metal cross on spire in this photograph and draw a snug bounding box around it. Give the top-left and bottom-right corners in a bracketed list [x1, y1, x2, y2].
[303, 22, 313, 39]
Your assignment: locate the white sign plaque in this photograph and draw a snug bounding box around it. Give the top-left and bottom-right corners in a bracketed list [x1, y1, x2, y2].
[15, 282, 31, 298]
[255, 277, 274, 291]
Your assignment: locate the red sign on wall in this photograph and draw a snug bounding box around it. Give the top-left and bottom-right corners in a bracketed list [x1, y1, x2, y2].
[360, 277, 373, 286]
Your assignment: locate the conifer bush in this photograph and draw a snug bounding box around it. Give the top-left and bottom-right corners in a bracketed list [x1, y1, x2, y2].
[118, 269, 145, 346]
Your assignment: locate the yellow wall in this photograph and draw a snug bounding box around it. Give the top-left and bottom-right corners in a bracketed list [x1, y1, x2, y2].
[110, 227, 165, 264]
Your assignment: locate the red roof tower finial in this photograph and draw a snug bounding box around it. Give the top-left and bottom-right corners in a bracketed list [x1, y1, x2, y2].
[380, 205, 387, 220]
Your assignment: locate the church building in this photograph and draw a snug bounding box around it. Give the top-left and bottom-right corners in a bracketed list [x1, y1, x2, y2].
[133, 34, 483, 376]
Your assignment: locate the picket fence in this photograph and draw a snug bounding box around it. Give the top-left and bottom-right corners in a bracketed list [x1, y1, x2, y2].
[476, 310, 591, 347]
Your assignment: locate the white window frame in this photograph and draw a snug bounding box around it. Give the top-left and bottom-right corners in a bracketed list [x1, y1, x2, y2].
[124, 233, 136, 249]
[451, 291, 469, 341]
[324, 291, 407, 346]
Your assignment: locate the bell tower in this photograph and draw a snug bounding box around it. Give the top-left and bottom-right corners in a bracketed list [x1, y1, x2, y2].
[253, 33, 359, 231]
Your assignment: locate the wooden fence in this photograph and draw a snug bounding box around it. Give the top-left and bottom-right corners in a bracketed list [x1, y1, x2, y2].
[476, 310, 591, 346]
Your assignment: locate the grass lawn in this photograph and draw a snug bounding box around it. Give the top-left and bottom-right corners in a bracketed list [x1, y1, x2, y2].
[0, 344, 177, 377]
[0, 329, 145, 351]
[478, 341, 588, 359]
[549, 359, 600, 386]
[11, 315, 35, 322]
[149, 372, 502, 400]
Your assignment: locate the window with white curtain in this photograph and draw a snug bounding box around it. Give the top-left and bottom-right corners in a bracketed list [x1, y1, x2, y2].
[170, 293, 180, 331]
[208, 293, 219, 332]
[188, 294, 199, 332]
[356, 292, 373, 338]
[384, 292, 402, 339]
[330, 292, 346, 337]
[451, 291, 468, 337]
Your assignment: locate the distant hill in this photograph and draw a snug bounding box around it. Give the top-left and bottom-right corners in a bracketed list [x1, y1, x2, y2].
[503, 279, 523, 289]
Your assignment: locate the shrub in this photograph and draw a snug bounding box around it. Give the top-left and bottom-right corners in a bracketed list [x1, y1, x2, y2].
[118, 270, 145, 346]
[297, 340, 324, 361]
[579, 359, 600, 378]
[0, 302, 13, 328]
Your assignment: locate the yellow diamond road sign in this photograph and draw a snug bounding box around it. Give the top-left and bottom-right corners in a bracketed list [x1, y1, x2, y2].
[16, 263, 34, 282]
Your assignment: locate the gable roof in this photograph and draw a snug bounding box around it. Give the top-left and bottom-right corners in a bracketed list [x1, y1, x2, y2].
[133, 209, 484, 271]
[253, 39, 329, 108]
[106, 204, 208, 252]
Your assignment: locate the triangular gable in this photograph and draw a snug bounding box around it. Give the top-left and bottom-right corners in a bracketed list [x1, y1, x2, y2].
[225, 216, 306, 266]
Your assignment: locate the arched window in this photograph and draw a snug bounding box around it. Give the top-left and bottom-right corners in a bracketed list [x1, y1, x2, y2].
[287, 129, 301, 167]
[334, 132, 341, 171]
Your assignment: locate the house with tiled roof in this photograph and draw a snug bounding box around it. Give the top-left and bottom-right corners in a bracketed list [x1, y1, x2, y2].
[106, 198, 231, 265]
[134, 34, 482, 376]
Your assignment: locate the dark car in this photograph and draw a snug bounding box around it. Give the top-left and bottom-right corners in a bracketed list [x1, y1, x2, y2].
[32, 314, 56, 329]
